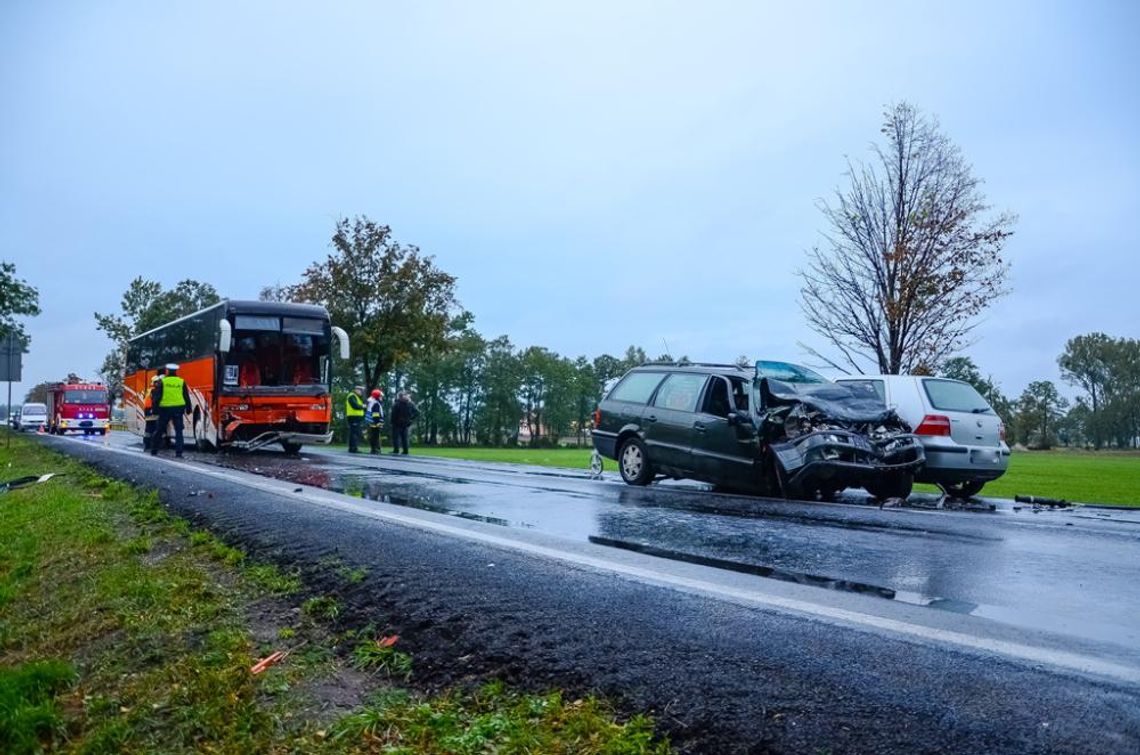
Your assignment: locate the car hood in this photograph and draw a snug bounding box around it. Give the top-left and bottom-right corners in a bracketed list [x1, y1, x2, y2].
[760, 378, 895, 424]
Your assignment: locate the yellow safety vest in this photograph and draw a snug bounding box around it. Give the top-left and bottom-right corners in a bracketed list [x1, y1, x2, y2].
[345, 393, 364, 418]
[159, 376, 187, 408]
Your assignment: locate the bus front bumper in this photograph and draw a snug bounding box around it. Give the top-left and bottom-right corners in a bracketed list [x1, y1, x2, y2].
[228, 430, 334, 451]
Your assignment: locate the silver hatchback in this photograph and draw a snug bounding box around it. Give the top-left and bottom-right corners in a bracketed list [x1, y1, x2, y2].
[836, 375, 1009, 497]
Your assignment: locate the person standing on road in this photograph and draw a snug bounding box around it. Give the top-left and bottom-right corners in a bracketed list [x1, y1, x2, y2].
[365, 388, 385, 455]
[345, 385, 365, 453]
[143, 372, 163, 451]
[390, 391, 419, 455]
[152, 363, 191, 458]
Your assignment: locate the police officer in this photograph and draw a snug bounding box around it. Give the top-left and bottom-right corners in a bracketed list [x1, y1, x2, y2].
[152, 363, 191, 457]
[365, 388, 385, 454]
[345, 385, 365, 453]
[143, 372, 163, 451]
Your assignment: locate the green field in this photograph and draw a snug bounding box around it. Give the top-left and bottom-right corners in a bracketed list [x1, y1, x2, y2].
[402, 446, 1140, 506]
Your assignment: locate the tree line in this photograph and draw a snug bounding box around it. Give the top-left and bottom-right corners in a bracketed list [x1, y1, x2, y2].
[82, 215, 1135, 450]
[941, 333, 1140, 449]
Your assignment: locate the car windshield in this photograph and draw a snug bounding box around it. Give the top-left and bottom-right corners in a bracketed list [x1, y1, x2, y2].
[755, 361, 827, 384]
[922, 378, 993, 414]
[22, 405, 46, 416]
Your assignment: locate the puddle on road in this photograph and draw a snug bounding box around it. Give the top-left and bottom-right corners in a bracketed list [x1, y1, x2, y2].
[589, 535, 985, 614]
[329, 474, 531, 530]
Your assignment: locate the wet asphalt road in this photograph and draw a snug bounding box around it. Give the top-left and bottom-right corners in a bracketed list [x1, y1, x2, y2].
[42, 433, 1140, 752]
[124, 433, 1140, 650]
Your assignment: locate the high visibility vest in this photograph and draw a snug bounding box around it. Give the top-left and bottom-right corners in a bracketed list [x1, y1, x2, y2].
[159, 376, 187, 408]
[144, 388, 157, 419]
[345, 393, 364, 418]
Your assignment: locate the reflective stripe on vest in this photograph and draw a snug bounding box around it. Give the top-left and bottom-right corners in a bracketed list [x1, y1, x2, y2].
[345, 393, 364, 417]
[159, 376, 187, 408]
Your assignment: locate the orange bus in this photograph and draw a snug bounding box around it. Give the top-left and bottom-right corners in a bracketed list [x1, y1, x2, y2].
[123, 300, 350, 452]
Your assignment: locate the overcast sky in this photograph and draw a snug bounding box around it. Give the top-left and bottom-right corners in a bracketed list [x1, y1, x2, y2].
[2, 0, 1137, 404]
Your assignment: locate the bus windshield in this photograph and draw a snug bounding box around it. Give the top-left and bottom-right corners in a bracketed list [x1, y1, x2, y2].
[65, 390, 108, 403]
[224, 316, 330, 388]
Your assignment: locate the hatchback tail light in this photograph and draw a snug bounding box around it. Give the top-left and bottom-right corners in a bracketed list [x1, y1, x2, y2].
[999, 422, 1006, 442]
[592, 408, 601, 428]
[914, 414, 952, 436]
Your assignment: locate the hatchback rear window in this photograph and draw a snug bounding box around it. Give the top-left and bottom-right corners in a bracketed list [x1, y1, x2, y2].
[608, 372, 666, 404]
[922, 379, 992, 414]
[839, 379, 885, 402]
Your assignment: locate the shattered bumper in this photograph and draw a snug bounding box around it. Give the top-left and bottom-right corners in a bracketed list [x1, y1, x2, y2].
[770, 430, 925, 490]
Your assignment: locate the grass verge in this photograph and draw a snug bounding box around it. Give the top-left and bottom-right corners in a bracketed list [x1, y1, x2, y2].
[0, 433, 668, 753]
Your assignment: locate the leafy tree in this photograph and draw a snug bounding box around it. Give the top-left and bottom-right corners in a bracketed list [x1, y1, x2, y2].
[94, 278, 221, 395]
[474, 336, 521, 445]
[1016, 380, 1069, 449]
[569, 356, 599, 445]
[518, 347, 562, 444]
[24, 381, 56, 404]
[1059, 333, 1119, 448]
[620, 346, 648, 370]
[799, 102, 1015, 374]
[258, 283, 290, 302]
[287, 216, 459, 390]
[0, 261, 41, 346]
[449, 328, 487, 445]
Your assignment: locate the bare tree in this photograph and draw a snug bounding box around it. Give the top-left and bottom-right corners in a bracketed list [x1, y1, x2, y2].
[799, 103, 1015, 374]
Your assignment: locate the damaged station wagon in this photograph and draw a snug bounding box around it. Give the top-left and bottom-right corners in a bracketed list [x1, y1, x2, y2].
[592, 361, 925, 501]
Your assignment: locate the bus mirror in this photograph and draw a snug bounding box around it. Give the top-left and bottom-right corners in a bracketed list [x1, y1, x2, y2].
[218, 319, 232, 353]
[332, 326, 350, 359]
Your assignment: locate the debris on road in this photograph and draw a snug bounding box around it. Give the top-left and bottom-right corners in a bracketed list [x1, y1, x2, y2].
[1015, 495, 1071, 508]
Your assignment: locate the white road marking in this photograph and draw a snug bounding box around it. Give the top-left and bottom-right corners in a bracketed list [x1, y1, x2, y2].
[63, 435, 1140, 686]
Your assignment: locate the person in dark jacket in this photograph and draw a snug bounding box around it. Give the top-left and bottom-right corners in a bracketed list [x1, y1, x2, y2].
[390, 391, 419, 455]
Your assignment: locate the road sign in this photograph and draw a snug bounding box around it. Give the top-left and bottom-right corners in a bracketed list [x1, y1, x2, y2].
[0, 334, 22, 382]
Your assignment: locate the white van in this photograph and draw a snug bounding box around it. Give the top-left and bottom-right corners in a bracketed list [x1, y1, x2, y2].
[16, 402, 48, 432]
[835, 375, 1009, 497]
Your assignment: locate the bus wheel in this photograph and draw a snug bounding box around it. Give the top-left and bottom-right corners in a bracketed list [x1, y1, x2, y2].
[281, 441, 302, 455]
[192, 408, 213, 451]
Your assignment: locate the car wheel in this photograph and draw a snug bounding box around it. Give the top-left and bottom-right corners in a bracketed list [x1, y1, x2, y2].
[944, 480, 985, 499]
[866, 472, 913, 501]
[618, 437, 653, 486]
[281, 441, 302, 455]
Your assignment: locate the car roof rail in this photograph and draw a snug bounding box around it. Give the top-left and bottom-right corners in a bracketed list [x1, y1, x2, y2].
[638, 361, 749, 369]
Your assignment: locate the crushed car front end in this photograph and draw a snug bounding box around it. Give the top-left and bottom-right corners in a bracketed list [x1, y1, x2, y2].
[754, 364, 925, 499]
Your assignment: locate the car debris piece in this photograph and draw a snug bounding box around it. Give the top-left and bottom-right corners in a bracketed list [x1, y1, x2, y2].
[376, 635, 399, 648]
[1014, 495, 1071, 508]
[250, 650, 286, 675]
[0, 473, 62, 494]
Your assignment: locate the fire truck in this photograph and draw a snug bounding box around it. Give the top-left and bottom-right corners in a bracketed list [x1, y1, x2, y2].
[47, 382, 111, 435]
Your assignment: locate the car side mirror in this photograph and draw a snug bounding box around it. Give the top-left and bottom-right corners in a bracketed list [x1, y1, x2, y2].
[728, 411, 757, 439]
